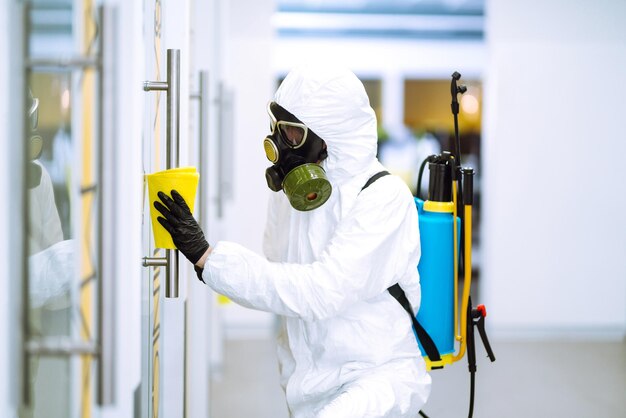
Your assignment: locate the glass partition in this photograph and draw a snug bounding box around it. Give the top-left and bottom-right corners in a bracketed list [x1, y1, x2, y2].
[23, 1, 102, 417]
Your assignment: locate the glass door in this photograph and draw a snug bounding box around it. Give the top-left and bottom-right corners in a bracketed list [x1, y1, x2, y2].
[21, 0, 108, 417]
[140, 1, 189, 417]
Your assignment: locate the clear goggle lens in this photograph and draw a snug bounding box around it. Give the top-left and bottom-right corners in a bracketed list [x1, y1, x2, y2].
[277, 121, 307, 147]
[267, 102, 308, 148]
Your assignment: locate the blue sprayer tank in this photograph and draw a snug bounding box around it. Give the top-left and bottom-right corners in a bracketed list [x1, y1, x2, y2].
[415, 197, 460, 360]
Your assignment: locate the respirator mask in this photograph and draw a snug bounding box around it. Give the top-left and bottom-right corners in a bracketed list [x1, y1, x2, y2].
[263, 101, 331, 211]
[28, 90, 43, 160]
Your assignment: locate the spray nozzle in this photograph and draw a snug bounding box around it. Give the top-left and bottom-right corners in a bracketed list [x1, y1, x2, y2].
[450, 74, 466, 115]
[450, 71, 465, 165]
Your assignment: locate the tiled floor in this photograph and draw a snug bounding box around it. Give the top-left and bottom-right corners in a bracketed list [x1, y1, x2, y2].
[210, 337, 290, 418]
[210, 338, 626, 418]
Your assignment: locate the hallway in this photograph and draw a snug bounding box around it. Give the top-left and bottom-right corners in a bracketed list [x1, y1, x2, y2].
[212, 338, 626, 418]
[2, 1, 626, 417]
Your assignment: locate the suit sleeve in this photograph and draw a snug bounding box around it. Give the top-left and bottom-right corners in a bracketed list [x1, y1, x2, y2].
[203, 177, 420, 321]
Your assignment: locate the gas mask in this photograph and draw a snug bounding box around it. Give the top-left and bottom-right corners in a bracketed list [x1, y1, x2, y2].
[263, 101, 331, 211]
[28, 90, 43, 160]
[27, 90, 44, 189]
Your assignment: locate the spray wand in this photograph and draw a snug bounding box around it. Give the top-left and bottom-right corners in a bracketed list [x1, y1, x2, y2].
[414, 71, 496, 418]
[449, 71, 496, 418]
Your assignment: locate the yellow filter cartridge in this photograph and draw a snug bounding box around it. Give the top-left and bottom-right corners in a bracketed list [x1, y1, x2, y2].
[146, 167, 199, 249]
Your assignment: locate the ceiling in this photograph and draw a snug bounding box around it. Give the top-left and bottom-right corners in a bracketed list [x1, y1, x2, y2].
[275, 0, 484, 39]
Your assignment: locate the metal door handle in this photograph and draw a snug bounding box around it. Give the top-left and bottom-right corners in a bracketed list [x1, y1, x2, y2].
[144, 49, 181, 298]
[216, 83, 234, 218]
[98, 5, 117, 406]
[190, 70, 209, 227]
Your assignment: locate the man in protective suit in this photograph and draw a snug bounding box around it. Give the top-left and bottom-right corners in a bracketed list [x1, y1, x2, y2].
[155, 65, 431, 417]
[27, 90, 63, 255]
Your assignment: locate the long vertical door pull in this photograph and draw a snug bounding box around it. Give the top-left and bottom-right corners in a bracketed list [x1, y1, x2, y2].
[143, 49, 181, 298]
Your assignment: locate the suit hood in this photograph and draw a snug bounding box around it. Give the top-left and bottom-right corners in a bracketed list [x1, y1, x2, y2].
[274, 65, 378, 186]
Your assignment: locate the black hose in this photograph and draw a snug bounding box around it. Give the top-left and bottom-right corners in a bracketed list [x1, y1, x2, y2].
[416, 155, 436, 200]
[419, 410, 430, 418]
[468, 370, 475, 418]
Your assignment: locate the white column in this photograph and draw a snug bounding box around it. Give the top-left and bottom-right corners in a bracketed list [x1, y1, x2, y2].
[101, 0, 144, 416]
[0, 0, 24, 417]
[381, 71, 405, 131]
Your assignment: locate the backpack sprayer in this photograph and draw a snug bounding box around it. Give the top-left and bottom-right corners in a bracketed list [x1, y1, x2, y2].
[414, 72, 496, 418]
[368, 71, 495, 417]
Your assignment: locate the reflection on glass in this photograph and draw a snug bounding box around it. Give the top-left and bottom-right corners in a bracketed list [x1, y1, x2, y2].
[24, 0, 101, 413]
[27, 73, 74, 333]
[27, 356, 70, 418]
[25, 76, 75, 418]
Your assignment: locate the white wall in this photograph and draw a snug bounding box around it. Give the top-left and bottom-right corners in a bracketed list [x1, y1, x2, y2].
[220, 0, 274, 250]
[217, 0, 276, 338]
[482, 0, 626, 339]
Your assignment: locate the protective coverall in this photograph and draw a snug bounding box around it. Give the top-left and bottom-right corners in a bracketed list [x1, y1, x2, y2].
[201, 65, 431, 417]
[28, 161, 63, 255]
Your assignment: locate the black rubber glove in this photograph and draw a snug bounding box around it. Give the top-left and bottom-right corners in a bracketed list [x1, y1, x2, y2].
[154, 190, 209, 266]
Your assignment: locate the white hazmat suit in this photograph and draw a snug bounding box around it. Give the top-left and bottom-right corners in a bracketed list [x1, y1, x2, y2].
[203, 66, 431, 417]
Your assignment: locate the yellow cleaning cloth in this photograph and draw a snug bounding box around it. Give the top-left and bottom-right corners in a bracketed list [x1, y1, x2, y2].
[146, 167, 200, 249]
